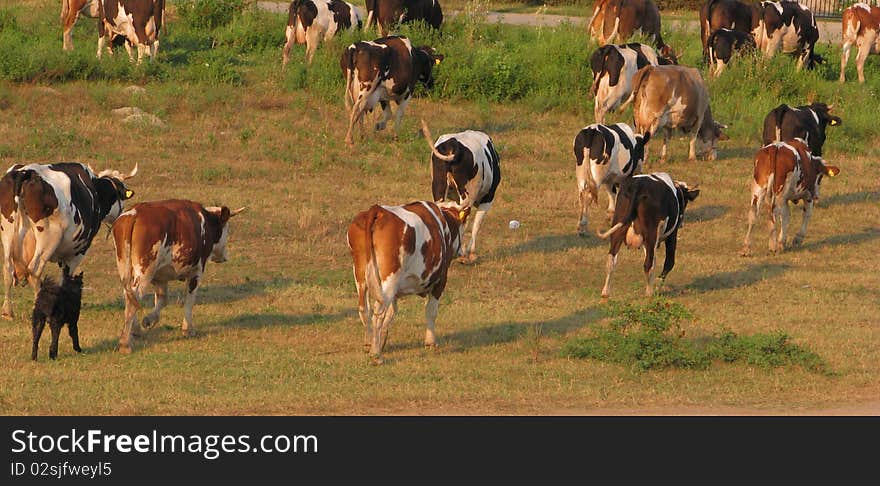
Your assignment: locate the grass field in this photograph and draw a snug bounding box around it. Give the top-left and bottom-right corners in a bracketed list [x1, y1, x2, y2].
[0, 1, 878, 415]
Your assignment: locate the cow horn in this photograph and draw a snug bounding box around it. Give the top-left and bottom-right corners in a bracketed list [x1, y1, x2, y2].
[229, 207, 246, 217]
[420, 119, 455, 162]
[123, 163, 138, 180]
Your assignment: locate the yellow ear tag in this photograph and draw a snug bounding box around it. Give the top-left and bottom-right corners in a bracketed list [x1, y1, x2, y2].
[125, 190, 134, 198]
[459, 210, 466, 220]
[830, 120, 838, 126]
[434, 58, 441, 65]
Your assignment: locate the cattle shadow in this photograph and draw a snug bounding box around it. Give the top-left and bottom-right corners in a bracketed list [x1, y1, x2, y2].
[87, 277, 294, 309]
[446, 307, 603, 351]
[203, 310, 351, 331]
[820, 190, 880, 207]
[790, 227, 880, 252]
[502, 232, 601, 256]
[687, 205, 729, 224]
[671, 263, 790, 295]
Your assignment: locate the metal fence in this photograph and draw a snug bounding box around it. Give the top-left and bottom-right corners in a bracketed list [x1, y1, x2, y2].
[803, 0, 878, 19]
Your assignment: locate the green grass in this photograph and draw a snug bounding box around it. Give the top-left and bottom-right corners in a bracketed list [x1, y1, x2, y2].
[0, 1, 878, 415]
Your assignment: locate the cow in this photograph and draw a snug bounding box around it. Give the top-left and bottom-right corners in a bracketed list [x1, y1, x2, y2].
[61, 0, 101, 51]
[346, 200, 468, 363]
[0, 163, 137, 319]
[572, 123, 650, 236]
[840, 3, 880, 83]
[596, 172, 700, 297]
[741, 139, 840, 255]
[97, 0, 165, 63]
[761, 102, 841, 157]
[752, 1, 822, 69]
[420, 120, 501, 263]
[588, 0, 673, 56]
[282, 0, 361, 66]
[699, 0, 758, 62]
[628, 64, 729, 162]
[111, 200, 245, 353]
[366, 0, 443, 37]
[707, 28, 757, 76]
[590, 43, 676, 124]
[341, 35, 443, 145]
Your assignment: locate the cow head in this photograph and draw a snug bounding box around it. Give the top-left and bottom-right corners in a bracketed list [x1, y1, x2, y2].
[589, 45, 622, 96]
[810, 156, 840, 201]
[697, 116, 729, 161]
[437, 201, 470, 255]
[95, 164, 138, 224]
[630, 131, 652, 168]
[413, 46, 443, 90]
[809, 102, 842, 129]
[658, 45, 678, 65]
[675, 181, 701, 213]
[205, 206, 246, 263]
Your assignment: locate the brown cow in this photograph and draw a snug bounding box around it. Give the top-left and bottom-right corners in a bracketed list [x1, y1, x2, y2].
[628, 64, 729, 162]
[589, 0, 671, 54]
[97, 0, 165, 63]
[61, 0, 101, 51]
[699, 0, 758, 61]
[346, 200, 467, 363]
[367, 0, 443, 37]
[840, 3, 880, 83]
[741, 139, 840, 255]
[111, 200, 244, 353]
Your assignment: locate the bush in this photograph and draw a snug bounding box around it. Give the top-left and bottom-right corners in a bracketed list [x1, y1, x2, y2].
[175, 0, 248, 30]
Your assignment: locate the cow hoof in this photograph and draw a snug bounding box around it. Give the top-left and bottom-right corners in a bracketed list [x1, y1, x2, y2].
[363, 343, 371, 353]
[792, 237, 804, 247]
[1, 312, 13, 321]
[374, 122, 387, 131]
[117, 345, 132, 355]
[457, 255, 471, 265]
[739, 247, 752, 257]
[73, 346, 82, 353]
[371, 356, 385, 365]
[182, 329, 195, 337]
[424, 342, 437, 349]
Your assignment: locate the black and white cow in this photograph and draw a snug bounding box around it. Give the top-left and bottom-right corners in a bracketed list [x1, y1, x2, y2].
[283, 0, 361, 65]
[707, 28, 756, 76]
[341, 35, 442, 145]
[420, 120, 501, 263]
[590, 43, 675, 124]
[597, 172, 699, 297]
[573, 123, 650, 235]
[762, 102, 841, 157]
[0, 163, 137, 318]
[752, 1, 822, 69]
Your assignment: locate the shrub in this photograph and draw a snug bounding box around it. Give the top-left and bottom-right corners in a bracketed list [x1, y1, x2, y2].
[175, 0, 248, 30]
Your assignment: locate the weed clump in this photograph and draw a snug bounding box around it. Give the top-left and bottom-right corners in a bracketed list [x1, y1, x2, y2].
[561, 299, 830, 374]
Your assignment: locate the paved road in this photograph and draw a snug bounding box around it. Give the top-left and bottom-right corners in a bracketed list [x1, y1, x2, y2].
[257, 2, 843, 42]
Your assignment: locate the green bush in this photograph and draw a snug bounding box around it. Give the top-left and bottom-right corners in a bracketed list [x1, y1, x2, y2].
[175, 0, 248, 30]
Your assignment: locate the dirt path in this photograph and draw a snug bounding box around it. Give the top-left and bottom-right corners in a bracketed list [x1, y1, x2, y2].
[257, 2, 843, 42]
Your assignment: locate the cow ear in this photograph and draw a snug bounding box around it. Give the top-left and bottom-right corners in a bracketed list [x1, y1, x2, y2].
[639, 131, 651, 145]
[824, 165, 840, 177]
[219, 206, 231, 225]
[686, 189, 700, 201]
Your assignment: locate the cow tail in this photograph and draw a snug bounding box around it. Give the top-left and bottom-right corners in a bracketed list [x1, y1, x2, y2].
[773, 105, 788, 141]
[60, 0, 69, 26]
[597, 184, 646, 239]
[623, 66, 651, 122]
[363, 206, 386, 315]
[343, 47, 356, 110]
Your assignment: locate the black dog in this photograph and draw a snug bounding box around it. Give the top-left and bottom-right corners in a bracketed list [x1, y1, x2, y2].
[31, 273, 83, 361]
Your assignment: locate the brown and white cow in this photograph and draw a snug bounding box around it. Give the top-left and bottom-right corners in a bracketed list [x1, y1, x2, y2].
[590, 43, 675, 124]
[97, 0, 165, 63]
[62, 0, 100, 51]
[742, 139, 840, 255]
[111, 200, 244, 353]
[366, 0, 443, 37]
[752, 1, 822, 69]
[346, 200, 467, 362]
[840, 3, 880, 83]
[597, 172, 700, 297]
[341, 35, 442, 145]
[0, 163, 137, 319]
[589, 0, 672, 55]
[699, 0, 758, 62]
[283, 0, 361, 66]
[628, 64, 729, 162]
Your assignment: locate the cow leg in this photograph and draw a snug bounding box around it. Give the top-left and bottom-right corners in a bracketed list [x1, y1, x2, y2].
[741, 187, 764, 256]
[375, 100, 392, 131]
[282, 26, 295, 67]
[660, 128, 670, 163]
[118, 288, 141, 354]
[659, 232, 677, 283]
[68, 315, 82, 353]
[856, 36, 875, 84]
[463, 203, 490, 263]
[577, 183, 596, 236]
[391, 97, 410, 139]
[32, 314, 46, 360]
[63, 13, 78, 51]
[688, 133, 698, 161]
[141, 281, 168, 329]
[181, 277, 199, 337]
[792, 200, 813, 246]
[601, 231, 626, 298]
[305, 27, 320, 64]
[604, 184, 616, 221]
[97, 31, 107, 59]
[370, 300, 396, 363]
[345, 97, 369, 145]
[643, 223, 660, 297]
[356, 281, 372, 352]
[27, 220, 62, 282]
[1, 233, 15, 318]
[424, 295, 440, 347]
[49, 322, 61, 360]
[840, 37, 852, 83]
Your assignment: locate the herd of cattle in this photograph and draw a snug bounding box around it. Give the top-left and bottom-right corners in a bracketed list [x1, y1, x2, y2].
[6, 0, 872, 362]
